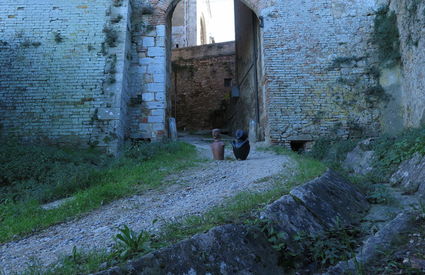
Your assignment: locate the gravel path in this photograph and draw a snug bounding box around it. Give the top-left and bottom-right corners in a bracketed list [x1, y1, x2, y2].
[0, 138, 295, 274]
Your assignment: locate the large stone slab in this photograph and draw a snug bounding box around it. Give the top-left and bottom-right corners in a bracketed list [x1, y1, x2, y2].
[261, 195, 324, 237]
[95, 224, 284, 275]
[290, 170, 369, 227]
[390, 153, 425, 195]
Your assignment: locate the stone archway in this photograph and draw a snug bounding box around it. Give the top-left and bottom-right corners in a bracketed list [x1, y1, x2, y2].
[127, 0, 268, 141]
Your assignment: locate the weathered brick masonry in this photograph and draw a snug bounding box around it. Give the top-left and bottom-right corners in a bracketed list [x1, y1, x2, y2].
[0, 0, 132, 153]
[0, 0, 424, 152]
[170, 42, 235, 131]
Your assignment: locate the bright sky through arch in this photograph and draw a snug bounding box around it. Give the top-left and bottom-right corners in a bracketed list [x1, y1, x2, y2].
[210, 0, 235, 42]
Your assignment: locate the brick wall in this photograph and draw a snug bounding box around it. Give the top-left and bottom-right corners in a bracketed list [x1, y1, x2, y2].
[0, 0, 131, 153]
[170, 42, 235, 131]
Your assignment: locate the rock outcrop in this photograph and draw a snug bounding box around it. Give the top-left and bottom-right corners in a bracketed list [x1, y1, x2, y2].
[342, 139, 375, 175]
[323, 211, 419, 275]
[390, 153, 425, 196]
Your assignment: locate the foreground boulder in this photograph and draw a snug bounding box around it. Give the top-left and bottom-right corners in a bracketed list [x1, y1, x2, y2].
[390, 153, 425, 196]
[342, 138, 375, 175]
[96, 170, 368, 275]
[289, 170, 369, 227]
[95, 224, 284, 275]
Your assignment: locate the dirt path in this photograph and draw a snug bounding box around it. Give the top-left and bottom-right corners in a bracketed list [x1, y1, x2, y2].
[0, 138, 296, 274]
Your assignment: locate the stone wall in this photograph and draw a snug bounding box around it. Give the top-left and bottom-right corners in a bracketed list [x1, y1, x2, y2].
[0, 0, 131, 153]
[263, 0, 384, 144]
[126, 0, 167, 141]
[1, 0, 424, 152]
[391, 0, 425, 128]
[170, 42, 235, 131]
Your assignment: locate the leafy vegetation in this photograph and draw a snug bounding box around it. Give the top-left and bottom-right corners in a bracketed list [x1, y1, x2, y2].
[373, 5, 401, 67]
[366, 184, 394, 204]
[113, 225, 152, 259]
[258, 218, 362, 272]
[0, 140, 197, 243]
[371, 126, 425, 181]
[306, 138, 358, 170]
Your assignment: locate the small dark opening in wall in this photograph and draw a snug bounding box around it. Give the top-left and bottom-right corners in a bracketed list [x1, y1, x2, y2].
[290, 141, 307, 152]
[224, 78, 232, 87]
[175, 44, 179, 48]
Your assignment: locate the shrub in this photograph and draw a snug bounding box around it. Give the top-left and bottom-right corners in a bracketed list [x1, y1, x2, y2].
[372, 126, 425, 180]
[114, 225, 152, 259]
[307, 138, 358, 170]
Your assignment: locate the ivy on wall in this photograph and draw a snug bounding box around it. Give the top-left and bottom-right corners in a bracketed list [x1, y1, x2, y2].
[373, 5, 401, 68]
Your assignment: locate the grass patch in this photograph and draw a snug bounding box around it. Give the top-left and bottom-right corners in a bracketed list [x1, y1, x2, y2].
[0, 141, 198, 244]
[371, 126, 425, 182]
[24, 145, 326, 274]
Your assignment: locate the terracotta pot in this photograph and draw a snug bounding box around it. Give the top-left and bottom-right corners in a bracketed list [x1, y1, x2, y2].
[211, 129, 225, 160]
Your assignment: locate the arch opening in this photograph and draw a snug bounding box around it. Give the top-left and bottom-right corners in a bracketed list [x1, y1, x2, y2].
[166, 0, 265, 140]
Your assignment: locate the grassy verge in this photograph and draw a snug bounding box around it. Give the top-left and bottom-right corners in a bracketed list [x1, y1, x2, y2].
[0, 141, 198, 244]
[23, 146, 326, 275]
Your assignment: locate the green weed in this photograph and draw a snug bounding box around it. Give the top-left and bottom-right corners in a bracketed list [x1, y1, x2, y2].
[114, 225, 152, 259]
[366, 184, 394, 204]
[305, 138, 358, 170]
[258, 218, 361, 272]
[372, 126, 425, 181]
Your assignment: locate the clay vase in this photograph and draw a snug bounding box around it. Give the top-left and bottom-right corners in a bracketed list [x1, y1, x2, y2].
[211, 129, 225, 160]
[232, 129, 250, 160]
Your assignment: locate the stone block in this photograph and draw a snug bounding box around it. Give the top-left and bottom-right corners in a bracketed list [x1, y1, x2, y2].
[148, 63, 166, 74]
[146, 83, 164, 93]
[147, 47, 165, 57]
[150, 109, 164, 116]
[156, 25, 166, 37]
[154, 92, 165, 101]
[142, 93, 154, 102]
[152, 122, 165, 131]
[148, 115, 164, 123]
[142, 37, 155, 47]
[153, 72, 165, 83]
[144, 102, 166, 109]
